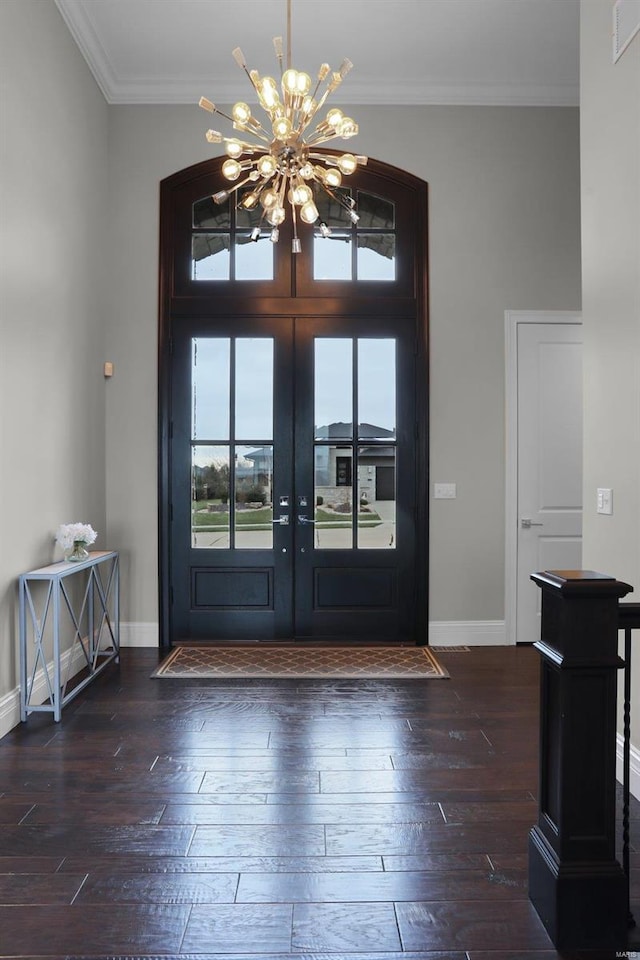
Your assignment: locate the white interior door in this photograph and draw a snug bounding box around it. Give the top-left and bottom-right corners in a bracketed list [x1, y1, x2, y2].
[515, 319, 583, 645]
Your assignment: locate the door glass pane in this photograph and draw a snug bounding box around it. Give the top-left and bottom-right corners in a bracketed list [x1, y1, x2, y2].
[313, 233, 352, 280]
[192, 338, 230, 440]
[316, 188, 353, 227]
[357, 192, 395, 229]
[314, 445, 353, 550]
[192, 446, 230, 549]
[236, 197, 275, 280]
[315, 339, 353, 439]
[357, 447, 396, 549]
[192, 235, 230, 280]
[193, 196, 231, 229]
[358, 339, 396, 439]
[235, 236, 274, 280]
[235, 445, 273, 549]
[235, 339, 274, 439]
[357, 234, 395, 281]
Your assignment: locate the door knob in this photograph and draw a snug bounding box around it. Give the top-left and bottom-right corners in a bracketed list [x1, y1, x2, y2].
[272, 515, 290, 525]
[521, 518, 544, 528]
[298, 515, 315, 525]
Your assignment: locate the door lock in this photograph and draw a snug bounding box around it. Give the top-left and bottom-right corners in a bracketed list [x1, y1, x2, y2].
[521, 518, 544, 528]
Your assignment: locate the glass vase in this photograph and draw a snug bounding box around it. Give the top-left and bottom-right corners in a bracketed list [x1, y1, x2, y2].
[67, 541, 90, 562]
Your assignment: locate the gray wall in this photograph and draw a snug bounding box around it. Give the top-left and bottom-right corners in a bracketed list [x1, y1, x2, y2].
[580, 1, 640, 739]
[0, 0, 109, 702]
[106, 102, 581, 630]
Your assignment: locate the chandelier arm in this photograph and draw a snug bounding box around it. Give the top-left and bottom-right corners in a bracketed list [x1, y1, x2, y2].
[315, 180, 357, 216]
[223, 173, 261, 199]
[286, 0, 292, 71]
[291, 198, 300, 253]
[232, 123, 272, 145]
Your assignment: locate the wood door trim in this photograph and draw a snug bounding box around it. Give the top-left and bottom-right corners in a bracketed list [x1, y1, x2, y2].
[158, 157, 429, 648]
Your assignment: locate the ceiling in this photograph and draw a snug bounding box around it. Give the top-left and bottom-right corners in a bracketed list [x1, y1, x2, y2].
[54, 0, 579, 107]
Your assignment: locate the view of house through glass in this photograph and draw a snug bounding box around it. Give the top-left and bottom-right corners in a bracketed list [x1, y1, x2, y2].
[190, 335, 396, 549]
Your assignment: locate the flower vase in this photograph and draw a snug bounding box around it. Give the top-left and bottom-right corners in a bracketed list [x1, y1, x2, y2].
[67, 541, 90, 562]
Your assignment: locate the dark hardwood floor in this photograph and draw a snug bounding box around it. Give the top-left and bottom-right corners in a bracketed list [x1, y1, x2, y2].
[1, 645, 638, 959]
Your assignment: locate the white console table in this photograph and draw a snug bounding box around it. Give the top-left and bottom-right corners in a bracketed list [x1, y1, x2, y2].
[19, 551, 119, 722]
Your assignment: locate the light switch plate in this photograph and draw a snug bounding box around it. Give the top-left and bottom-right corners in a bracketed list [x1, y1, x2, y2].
[434, 482, 456, 499]
[597, 487, 613, 515]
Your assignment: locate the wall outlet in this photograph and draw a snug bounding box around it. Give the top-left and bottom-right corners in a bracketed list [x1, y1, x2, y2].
[434, 482, 457, 499]
[597, 487, 613, 515]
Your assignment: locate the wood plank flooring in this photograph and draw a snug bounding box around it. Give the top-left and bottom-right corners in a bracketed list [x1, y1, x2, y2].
[0, 645, 638, 959]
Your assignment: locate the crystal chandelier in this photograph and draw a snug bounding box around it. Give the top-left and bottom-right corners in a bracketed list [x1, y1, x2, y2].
[199, 0, 367, 253]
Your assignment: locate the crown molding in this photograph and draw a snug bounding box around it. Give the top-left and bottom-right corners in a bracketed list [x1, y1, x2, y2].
[85, 77, 580, 108]
[55, 0, 118, 101]
[55, 0, 579, 108]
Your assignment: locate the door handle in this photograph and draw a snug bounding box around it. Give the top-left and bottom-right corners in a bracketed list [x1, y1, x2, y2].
[272, 515, 290, 525]
[298, 515, 315, 525]
[521, 518, 544, 528]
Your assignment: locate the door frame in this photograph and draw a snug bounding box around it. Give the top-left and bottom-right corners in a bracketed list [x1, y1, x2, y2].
[158, 156, 429, 649]
[504, 309, 582, 645]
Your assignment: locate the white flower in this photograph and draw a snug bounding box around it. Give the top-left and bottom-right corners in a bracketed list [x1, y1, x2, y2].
[55, 523, 98, 551]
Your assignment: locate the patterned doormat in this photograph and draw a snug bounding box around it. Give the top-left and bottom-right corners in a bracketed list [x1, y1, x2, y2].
[152, 644, 449, 680]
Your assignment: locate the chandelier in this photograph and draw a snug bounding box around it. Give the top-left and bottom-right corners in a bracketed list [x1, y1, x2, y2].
[199, 0, 367, 253]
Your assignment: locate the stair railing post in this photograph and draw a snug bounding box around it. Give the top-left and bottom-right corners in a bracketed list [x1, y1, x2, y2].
[529, 569, 632, 951]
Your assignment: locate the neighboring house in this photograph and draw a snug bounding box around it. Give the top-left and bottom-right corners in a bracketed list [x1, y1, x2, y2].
[314, 423, 396, 504]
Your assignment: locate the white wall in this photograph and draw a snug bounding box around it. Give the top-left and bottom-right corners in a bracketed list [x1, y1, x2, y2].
[0, 0, 109, 705]
[580, 2, 640, 740]
[105, 102, 582, 634]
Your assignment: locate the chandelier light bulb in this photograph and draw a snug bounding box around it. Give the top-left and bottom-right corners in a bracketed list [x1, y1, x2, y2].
[323, 167, 342, 188]
[232, 101, 252, 124]
[339, 117, 358, 138]
[301, 96, 315, 116]
[300, 200, 319, 224]
[326, 107, 343, 129]
[257, 155, 278, 178]
[259, 77, 280, 109]
[225, 139, 244, 159]
[282, 68, 299, 95]
[241, 191, 260, 210]
[282, 68, 311, 98]
[337, 153, 357, 175]
[200, 0, 362, 251]
[291, 183, 312, 205]
[222, 158, 242, 181]
[268, 205, 286, 226]
[272, 116, 292, 140]
[260, 187, 279, 210]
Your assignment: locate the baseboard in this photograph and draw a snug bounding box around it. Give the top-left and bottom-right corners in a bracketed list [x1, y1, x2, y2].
[118, 622, 507, 649]
[119, 621, 159, 647]
[0, 642, 89, 740]
[428, 620, 508, 647]
[616, 732, 640, 801]
[0, 686, 21, 740]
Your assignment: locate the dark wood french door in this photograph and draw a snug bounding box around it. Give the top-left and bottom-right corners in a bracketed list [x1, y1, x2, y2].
[159, 155, 428, 646]
[170, 313, 417, 641]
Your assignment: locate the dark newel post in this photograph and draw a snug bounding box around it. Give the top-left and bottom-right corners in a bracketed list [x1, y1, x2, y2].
[529, 570, 633, 950]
